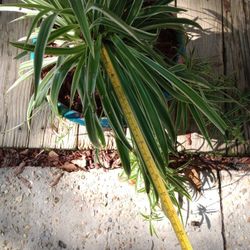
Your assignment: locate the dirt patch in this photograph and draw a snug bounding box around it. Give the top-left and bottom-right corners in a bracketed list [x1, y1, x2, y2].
[1, 148, 249, 191]
[1, 148, 249, 172]
[0, 148, 121, 172]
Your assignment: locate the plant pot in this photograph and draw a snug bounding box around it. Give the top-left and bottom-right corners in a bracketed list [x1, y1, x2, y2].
[55, 30, 186, 128]
[57, 102, 110, 128]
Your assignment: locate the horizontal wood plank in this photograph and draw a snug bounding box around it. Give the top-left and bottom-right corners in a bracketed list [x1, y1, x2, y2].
[29, 105, 79, 149]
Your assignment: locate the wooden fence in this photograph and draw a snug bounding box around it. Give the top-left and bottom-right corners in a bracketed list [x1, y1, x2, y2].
[0, 0, 249, 152]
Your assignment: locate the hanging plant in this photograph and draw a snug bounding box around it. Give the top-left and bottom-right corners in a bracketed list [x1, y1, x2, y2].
[1, 1, 231, 249]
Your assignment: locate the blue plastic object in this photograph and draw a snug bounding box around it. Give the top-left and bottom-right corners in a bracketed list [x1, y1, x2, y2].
[58, 103, 110, 128]
[30, 38, 37, 60]
[31, 31, 186, 128]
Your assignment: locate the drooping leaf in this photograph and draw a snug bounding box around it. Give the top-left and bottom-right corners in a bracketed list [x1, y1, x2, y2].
[68, 0, 94, 56]
[96, 74, 131, 150]
[87, 3, 142, 43]
[11, 42, 85, 55]
[86, 35, 102, 96]
[125, 0, 143, 25]
[104, 45, 167, 174]
[34, 13, 57, 97]
[85, 106, 105, 148]
[25, 9, 50, 44]
[50, 55, 79, 112]
[48, 24, 79, 43]
[189, 104, 213, 149]
[138, 5, 186, 19]
[116, 137, 131, 176]
[134, 51, 228, 134]
[70, 54, 85, 106]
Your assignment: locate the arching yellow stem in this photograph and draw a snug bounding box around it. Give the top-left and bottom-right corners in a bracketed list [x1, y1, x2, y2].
[102, 46, 192, 250]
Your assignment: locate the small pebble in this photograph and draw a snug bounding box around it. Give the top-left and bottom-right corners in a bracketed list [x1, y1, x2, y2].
[54, 197, 60, 203]
[16, 194, 23, 203]
[58, 240, 67, 249]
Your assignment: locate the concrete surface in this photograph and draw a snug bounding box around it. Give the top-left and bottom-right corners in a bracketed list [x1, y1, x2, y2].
[220, 171, 250, 250]
[0, 167, 248, 250]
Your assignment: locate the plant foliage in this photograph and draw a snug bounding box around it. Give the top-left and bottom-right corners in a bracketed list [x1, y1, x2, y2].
[1, 0, 232, 210]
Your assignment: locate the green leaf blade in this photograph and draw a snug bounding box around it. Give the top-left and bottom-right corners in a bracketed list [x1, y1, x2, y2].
[68, 0, 94, 56]
[34, 13, 57, 98]
[116, 138, 131, 177]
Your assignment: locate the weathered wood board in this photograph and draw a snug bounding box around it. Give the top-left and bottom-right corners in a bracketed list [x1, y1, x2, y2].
[223, 0, 250, 91]
[0, 0, 32, 148]
[177, 0, 250, 153]
[0, 0, 79, 150]
[222, 0, 250, 149]
[28, 105, 79, 149]
[177, 0, 224, 74]
[176, 0, 226, 151]
[0, 0, 249, 151]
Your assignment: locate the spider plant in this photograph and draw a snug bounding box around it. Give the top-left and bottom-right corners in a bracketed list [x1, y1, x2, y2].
[1, 0, 229, 248]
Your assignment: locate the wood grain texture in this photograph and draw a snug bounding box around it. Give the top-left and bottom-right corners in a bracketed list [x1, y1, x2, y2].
[0, 1, 249, 152]
[223, 0, 250, 90]
[28, 105, 78, 149]
[28, 105, 51, 149]
[222, 0, 250, 146]
[177, 0, 224, 74]
[78, 125, 117, 150]
[0, 0, 79, 149]
[0, 0, 32, 148]
[176, 0, 226, 150]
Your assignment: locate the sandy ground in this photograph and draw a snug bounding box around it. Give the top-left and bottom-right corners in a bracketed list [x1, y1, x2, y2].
[0, 167, 249, 250]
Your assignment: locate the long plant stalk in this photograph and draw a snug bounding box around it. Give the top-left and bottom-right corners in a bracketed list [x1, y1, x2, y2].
[102, 46, 192, 250]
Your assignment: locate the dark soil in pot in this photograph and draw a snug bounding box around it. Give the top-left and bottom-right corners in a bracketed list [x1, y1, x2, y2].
[42, 29, 182, 119]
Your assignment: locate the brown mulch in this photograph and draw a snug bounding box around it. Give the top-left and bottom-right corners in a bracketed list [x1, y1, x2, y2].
[170, 154, 250, 191]
[0, 148, 249, 190]
[1, 148, 249, 172]
[169, 153, 250, 171]
[0, 148, 121, 173]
